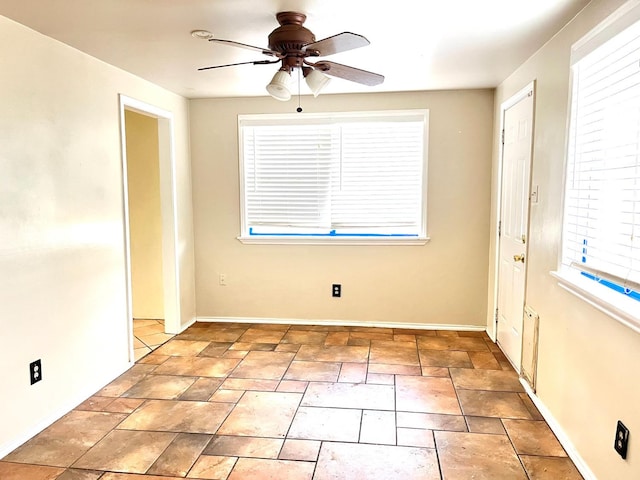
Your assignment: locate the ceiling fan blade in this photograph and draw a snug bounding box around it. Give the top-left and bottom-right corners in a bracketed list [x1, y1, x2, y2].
[208, 38, 282, 58]
[303, 32, 370, 57]
[313, 61, 384, 86]
[198, 59, 280, 71]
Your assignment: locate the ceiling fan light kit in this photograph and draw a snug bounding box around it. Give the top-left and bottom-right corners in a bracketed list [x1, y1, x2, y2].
[197, 11, 384, 103]
[266, 69, 292, 101]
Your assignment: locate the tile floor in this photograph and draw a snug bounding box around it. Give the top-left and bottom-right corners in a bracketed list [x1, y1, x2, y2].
[133, 319, 174, 361]
[0, 322, 584, 480]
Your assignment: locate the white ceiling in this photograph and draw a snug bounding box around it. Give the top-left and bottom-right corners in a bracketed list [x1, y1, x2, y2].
[0, 0, 590, 99]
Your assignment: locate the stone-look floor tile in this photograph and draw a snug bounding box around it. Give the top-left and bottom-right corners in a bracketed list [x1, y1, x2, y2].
[399, 329, 437, 336]
[226, 458, 315, 480]
[75, 395, 114, 412]
[4, 411, 127, 467]
[154, 339, 210, 357]
[369, 363, 421, 376]
[187, 455, 237, 479]
[217, 391, 302, 437]
[277, 380, 309, 393]
[237, 328, 286, 344]
[288, 407, 362, 442]
[371, 340, 417, 349]
[360, 410, 396, 445]
[419, 350, 473, 368]
[417, 336, 489, 351]
[198, 342, 233, 357]
[393, 334, 417, 343]
[283, 361, 340, 382]
[97, 364, 157, 397]
[520, 455, 584, 480]
[396, 412, 467, 432]
[210, 389, 245, 403]
[366, 373, 395, 385]
[279, 439, 321, 461]
[469, 351, 502, 369]
[338, 363, 367, 383]
[295, 345, 369, 363]
[347, 337, 371, 347]
[136, 353, 170, 365]
[222, 350, 249, 359]
[147, 433, 211, 476]
[465, 416, 506, 434]
[301, 382, 395, 410]
[457, 390, 533, 419]
[396, 376, 461, 415]
[314, 442, 440, 480]
[519, 392, 545, 420]
[397, 428, 435, 448]
[153, 356, 240, 378]
[228, 342, 277, 352]
[449, 368, 524, 392]
[203, 435, 283, 459]
[101, 474, 185, 480]
[350, 331, 394, 341]
[105, 398, 145, 414]
[369, 345, 419, 365]
[281, 330, 328, 345]
[220, 378, 279, 391]
[122, 374, 197, 399]
[275, 343, 300, 353]
[73, 430, 176, 473]
[0, 462, 64, 480]
[421, 366, 451, 377]
[179, 328, 245, 343]
[179, 378, 223, 401]
[324, 331, 349, 345]
[503, 419, 566, 456]
[351, 326, 394, 334]
[230, 351, 295, 380]
[433, 330, 457, 336]
[139, 333, 175, 348]
[435, 431, 528, 479]
[117, 399, 234, 433]
[56, 469, 105, 480]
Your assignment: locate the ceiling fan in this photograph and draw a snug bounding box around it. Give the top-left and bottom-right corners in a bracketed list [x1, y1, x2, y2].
[197, 11, 384, 101]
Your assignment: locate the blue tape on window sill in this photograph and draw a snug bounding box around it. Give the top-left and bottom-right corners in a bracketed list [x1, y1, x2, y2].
[580, 271, 640, 302]
[248, 228, 418, 238]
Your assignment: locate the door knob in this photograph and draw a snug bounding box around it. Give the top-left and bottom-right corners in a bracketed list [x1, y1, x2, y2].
[513, 254, 525, 263]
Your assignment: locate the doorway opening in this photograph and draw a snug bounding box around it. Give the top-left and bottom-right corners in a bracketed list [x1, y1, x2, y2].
[119, 95, 181, 362]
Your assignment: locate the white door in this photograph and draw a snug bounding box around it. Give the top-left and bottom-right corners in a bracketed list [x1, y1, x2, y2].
[496, 85, 534, 372]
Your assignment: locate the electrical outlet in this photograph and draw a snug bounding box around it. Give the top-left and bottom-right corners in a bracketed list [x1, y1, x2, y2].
[219, 273, 227, 286]
[614, 421, 629, 459]
[30, 359, 42, 385]
[332, 284, 341, 297]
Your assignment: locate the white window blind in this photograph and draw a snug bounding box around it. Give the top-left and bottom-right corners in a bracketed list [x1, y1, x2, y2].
[238, 111, 428, 241]
[561, 13, 640, 296]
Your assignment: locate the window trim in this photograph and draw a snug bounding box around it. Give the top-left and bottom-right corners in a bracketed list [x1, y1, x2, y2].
[552, 0, 640, 332]
[236, 110, 430, 245]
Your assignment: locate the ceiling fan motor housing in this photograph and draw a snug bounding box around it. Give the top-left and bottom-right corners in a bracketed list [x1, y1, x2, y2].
[268, 12, 316, 68]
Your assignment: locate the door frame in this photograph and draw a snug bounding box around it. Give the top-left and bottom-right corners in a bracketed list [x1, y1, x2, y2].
[118, 95, 181, 363]
[489, 81, 536, 348]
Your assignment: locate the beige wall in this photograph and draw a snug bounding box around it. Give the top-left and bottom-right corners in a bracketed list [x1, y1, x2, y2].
[0, 15, 195, 456]
[489, 0, 640, 478]
[190, 90, 494, 326]
[125, 110, 164, 319]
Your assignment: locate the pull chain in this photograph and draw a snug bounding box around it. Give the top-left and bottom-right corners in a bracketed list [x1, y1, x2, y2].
[296, 67, 303, 113]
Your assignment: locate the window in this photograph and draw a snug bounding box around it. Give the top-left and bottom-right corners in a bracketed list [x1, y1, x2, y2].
[556, 1, 640, 330]
[238, 110, 429, 244]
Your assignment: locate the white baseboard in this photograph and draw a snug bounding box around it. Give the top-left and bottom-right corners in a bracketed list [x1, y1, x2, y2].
[520, 378, 596, 480]
[196, 316, 486, 332]
[0, 361, 132, 459]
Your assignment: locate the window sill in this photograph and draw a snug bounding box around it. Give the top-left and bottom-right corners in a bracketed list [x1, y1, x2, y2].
[237, 235, 430, 246]
[551, 269, 640, 334]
